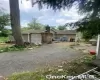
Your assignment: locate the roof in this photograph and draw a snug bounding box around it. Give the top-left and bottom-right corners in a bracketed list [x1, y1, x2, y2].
[55, 30, 76, 35]
[22, 30, 45, 34]
[22, 29, 76, 35]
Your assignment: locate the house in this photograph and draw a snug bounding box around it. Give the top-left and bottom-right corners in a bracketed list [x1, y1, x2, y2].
[52, 30, 76, 42]
[9, 29, 53, 45]
[9, 29, 76, 44]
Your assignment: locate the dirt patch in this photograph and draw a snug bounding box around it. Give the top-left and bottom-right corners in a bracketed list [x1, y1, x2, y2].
[0, 43, 13, 48]
[69, 42, 96, 54]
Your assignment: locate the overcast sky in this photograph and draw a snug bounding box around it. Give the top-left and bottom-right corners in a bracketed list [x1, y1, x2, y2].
[1, 0, 84, 28]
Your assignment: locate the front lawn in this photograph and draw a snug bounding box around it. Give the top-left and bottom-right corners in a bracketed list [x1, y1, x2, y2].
[7, 55, 96, 80]
[0, 37, 41, 53]
[0, 37, 9, 43]
[0, 45, 25, 53]
[0, 43, 41, 53]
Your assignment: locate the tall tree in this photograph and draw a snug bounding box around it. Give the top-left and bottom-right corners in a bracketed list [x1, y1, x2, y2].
[9, 0, 24, 45]
[57, 25, 66, 30]
[28, 18, 44, 30]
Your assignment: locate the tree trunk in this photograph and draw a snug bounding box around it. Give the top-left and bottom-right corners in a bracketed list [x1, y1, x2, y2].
[9, 0, 24, 45]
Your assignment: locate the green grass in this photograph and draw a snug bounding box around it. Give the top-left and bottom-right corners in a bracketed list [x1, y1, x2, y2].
[0, 37, 9, 43]
[0, 43, 41, 53]
[7, 55, 96, 80]
[0, 45, 25, 53]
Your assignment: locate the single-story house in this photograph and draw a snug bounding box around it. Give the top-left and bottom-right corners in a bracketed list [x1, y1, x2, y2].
[52, 30, 76, 42]
[9, 30, 53, 45]
[9, 29, 76, 44]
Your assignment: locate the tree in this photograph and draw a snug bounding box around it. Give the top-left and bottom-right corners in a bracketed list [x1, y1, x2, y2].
[9, 0, 24, 45]
[0, 13, 10, 37]
[28, 18, 44, 30]
[65, 17, 100, 40]
[51, 26, 57, 30]
[57, 25, 66, 30]
[0, 14, 10, 30]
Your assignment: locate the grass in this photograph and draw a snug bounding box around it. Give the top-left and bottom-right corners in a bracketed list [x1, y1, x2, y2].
[0, 37, 9, 43]
[0, 43, 41, 53]
[0, 45, 25, 53]
[0, 37, 41, 53]
[7, 55, 96, 80]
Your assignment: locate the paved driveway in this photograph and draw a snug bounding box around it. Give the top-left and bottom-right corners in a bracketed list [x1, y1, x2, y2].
[0, 42, 84, 76]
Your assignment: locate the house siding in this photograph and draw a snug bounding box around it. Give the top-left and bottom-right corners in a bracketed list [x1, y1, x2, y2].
[22, 34, 29, 42]
[56, 34, 76, 41]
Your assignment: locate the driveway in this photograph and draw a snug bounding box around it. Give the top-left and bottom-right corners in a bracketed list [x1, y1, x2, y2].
[0, 42, 84, 76]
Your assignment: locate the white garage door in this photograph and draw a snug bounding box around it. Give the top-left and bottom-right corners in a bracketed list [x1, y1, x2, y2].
[31, 33, 42, 44]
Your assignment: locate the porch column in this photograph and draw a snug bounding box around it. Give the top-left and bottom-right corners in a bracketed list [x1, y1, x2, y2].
[28, 33, 30, 43]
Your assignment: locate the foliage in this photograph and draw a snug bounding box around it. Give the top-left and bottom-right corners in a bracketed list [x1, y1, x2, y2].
[57, 25, 66, 30]
[0, 42, 41, 53]
[0, 14, 10, 29]
[82, 31, 93, 41]
[0, 29, 10, 37]
[0, 45, 25, 53]
[0, 13, 10, 37]
[7, 55, 95, 80]
[31, 0, 100, 19]
[0, 37, 9, 43]
[66, 18, 100, 40]
[28, 18, 44, 30]
[51, 26, 57, 30]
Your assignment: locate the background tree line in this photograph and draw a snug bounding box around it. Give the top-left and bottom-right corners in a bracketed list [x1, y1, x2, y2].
[22, 18, 67, 31]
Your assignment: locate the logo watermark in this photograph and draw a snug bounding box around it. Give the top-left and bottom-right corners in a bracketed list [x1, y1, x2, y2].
[46, 74, 95, 80]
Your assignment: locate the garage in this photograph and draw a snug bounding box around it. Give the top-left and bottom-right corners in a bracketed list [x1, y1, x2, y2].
[30, 33, 42, 45]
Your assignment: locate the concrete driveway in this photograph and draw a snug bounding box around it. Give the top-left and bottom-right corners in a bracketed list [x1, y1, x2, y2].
[0, 42, 84, 76]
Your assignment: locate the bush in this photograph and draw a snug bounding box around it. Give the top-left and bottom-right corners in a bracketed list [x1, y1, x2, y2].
[0, 29, 9, 37]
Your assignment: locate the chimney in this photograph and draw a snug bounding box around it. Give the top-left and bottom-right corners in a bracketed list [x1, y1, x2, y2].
[45, 25, 50, 33]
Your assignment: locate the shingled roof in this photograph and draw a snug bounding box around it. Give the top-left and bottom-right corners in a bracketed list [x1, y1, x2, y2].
[55, 30, 76, 35]
[22, 29, 76, 35]
[22, 30, 45, 34]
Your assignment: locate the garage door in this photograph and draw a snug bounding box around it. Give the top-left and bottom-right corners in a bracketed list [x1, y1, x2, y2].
[31, 33, 42, 44]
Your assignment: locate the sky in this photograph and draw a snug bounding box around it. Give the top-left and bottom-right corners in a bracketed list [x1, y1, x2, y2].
[1, 0, 84, 28]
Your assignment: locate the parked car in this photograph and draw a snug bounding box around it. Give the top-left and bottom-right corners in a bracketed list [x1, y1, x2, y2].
[60, 36, 68, 42]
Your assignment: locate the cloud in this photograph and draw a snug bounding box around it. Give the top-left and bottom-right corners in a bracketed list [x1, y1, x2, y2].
[55, 6, 84, 25]
[0, 0, 9, 12]
[21, 20, 29, 27]
[56, 19, 76, 25]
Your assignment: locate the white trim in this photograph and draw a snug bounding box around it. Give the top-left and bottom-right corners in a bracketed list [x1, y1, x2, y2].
[28, 33, 30, 42]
